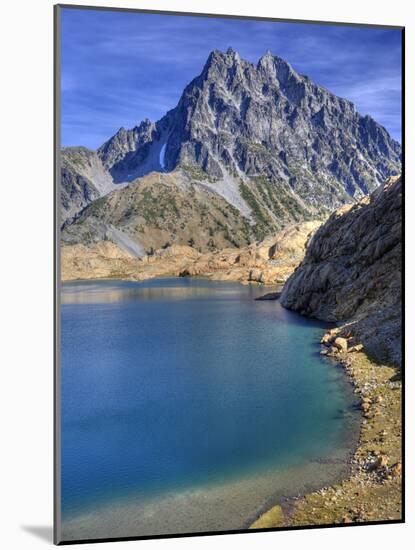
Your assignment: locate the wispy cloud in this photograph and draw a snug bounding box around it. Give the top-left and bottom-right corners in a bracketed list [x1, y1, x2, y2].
[61, 8, 402, 148]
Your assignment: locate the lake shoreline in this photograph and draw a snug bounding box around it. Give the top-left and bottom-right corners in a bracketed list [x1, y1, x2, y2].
[61, 427, 360, 542]
[250, 344, 402, 528]
[61, 268, 285, 286]
[59, 278, 363, 542]
[61, 221, 322, 287]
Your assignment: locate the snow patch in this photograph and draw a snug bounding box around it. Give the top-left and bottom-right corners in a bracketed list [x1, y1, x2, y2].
[159, 143, 167, 171]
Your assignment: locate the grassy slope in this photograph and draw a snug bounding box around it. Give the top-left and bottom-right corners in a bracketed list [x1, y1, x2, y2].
[61, 167, 327, 253]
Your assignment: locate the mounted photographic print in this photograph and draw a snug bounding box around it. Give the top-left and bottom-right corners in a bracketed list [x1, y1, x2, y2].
[54, 4, 404, 545]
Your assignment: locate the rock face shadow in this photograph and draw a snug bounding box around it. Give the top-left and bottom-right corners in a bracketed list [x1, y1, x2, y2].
[21, 525, 53, 543]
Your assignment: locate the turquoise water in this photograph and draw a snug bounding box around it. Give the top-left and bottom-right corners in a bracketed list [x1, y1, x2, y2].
[61, 278, 357, 520]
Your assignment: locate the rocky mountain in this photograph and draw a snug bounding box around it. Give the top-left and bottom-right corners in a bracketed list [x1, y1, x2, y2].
[61, 48, 401, 234]
[96, 49, 401, 200]
[280, 176, 402, 366]
[60, 146, 128, 224]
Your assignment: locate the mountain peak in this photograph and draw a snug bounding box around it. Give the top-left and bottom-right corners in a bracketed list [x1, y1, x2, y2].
[202, 48, 243, 74]
[204, 49, 223, 65]
[257, 51, 299, 85]
[62, 46, 401, 235]
[260, 49, 274, 60]
[226, 46, 240, 60]
[135, 118, 153, 131]
[97, 47, 400, 205]
[257, 51, 273, 70]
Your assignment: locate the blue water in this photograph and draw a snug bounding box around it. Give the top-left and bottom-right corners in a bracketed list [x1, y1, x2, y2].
[60, 278, 356, 519]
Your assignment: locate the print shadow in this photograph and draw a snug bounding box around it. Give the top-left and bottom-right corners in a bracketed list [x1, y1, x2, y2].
[21, 525, 53, 543]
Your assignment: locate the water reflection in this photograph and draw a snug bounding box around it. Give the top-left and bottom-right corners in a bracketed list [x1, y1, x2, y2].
[61, 278, 276, 305]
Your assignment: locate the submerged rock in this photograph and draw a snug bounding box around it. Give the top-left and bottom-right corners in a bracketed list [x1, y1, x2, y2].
[255, 291, 282, 301]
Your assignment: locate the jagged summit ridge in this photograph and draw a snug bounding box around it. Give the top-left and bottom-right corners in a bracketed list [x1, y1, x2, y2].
[61, 49, 401, 225]
[97, 48, 400, 192]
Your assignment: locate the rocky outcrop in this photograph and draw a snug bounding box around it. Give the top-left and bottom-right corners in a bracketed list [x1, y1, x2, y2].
[61, 242, 204, 282]
[178, 220, 320, 283]
[61, 220, 320, 285]
[97, 119, 158, 176]
[61, 148, 100, 224]
[60, 147, 127, 225]
[60, 241, 142, 281]
[280, 176, 402, 366]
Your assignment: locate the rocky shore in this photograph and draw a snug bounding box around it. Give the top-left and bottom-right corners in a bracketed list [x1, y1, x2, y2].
[250, 334, 402, 528]
[61, 220, 321, 286]
[251, 176, 402, 528]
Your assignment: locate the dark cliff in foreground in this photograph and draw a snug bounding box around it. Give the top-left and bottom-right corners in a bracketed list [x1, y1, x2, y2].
[281, 176, 402, 366]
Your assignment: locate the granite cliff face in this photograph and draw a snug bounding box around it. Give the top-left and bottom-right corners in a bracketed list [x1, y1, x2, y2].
[97, 49, 401, 199]
[280, 176, 402, 365]
[61, 49, 401, 232]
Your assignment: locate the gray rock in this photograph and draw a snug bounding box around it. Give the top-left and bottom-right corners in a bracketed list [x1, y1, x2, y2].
[281, 176, 402, 366]
[255, 291, 282, 301]
[61, 49, 401, 229]
[100, 49, 401, 206]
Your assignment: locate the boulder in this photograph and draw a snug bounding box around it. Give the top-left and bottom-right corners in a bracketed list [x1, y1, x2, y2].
[361, 402, 371, 414]
[249, 269, 264, 283]
[333, 337, 348, 352]
[349, 344, 364, 353]
[327, 346, 338, 356]
[342, 515, 353, 524]
[374, 454, 389, 469]
[320, 332, 334, 345]
[389, 462, 402, 477]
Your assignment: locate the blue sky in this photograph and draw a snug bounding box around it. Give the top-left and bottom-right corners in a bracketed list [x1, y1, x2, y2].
[60, 7, 402, 148]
